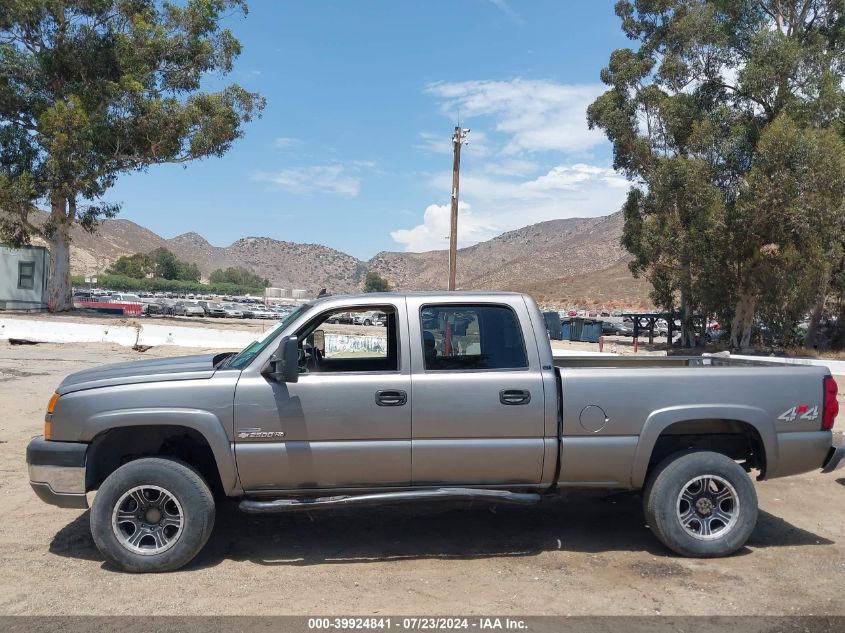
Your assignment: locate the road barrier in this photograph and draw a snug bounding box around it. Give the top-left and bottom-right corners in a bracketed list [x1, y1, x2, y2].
[325, 334, 387, 355]
[0, 317, 254, 349]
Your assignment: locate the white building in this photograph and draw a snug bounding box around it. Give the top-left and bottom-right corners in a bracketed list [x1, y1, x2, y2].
[0, 245, 49, 310]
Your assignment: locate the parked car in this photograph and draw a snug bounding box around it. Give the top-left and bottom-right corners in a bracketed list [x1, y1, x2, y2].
[109, 293, 142, 304]
[26, 291, 843, 572]
[352, 311, 385, 326]
[141, 302, 166, 317]
[705, 326, 726, 343]
[197, 301, 226, 318]
[601, 321, 634, 336]
[172, 302, 205, 317]
[220, 303, 244, 319]
[252, 307, 277, 320]
[326, 312, 354, 324]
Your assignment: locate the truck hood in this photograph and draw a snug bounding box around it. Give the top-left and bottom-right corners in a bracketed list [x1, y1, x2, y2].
[56, 353, 222, 394]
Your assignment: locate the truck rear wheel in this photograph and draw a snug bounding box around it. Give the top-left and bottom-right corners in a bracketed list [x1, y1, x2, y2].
[643, 451, 758, 557]
[90, 457, 215, 572]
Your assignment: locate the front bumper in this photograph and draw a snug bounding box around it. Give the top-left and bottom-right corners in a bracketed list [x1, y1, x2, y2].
[26, 436, 88, 509]
[822, 443, 845, 474]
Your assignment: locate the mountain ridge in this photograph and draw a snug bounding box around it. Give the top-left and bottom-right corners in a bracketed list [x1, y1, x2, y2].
[32, 210, 653, 307]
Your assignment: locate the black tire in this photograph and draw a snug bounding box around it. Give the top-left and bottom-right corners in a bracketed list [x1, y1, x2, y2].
[90, 457, 215, 572]
[643, 451, 757, 558]
[363, 319, 372, 326]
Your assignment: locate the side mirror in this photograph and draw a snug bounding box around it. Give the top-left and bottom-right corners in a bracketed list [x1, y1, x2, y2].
[266, 335, 299, 383]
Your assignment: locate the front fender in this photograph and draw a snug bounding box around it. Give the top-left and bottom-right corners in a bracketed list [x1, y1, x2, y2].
[84, 407, 241, 495]
[630, 404, 777, 488]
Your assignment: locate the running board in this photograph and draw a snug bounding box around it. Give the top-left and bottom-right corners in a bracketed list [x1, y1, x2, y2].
[239, 488, 541, 514]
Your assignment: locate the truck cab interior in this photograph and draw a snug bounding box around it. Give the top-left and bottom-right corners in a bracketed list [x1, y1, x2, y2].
[297, 305, 399, 373]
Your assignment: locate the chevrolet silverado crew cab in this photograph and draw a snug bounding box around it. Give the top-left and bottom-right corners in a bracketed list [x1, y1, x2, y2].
[27, 292, 844, 572]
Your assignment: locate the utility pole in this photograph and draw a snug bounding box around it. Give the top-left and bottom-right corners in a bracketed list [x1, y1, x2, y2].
[448, 126, 469, 290]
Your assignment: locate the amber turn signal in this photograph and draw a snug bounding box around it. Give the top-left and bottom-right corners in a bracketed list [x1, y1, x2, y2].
[44, 393, 59, 440]
[47, 392, 60, 415]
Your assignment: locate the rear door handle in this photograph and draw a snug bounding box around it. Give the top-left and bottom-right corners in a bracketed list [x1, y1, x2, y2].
[376, 389, 407, 406]
[500, 389, 531, 405]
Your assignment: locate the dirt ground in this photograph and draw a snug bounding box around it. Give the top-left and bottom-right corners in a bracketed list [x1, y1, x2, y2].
[0, 340, 843, 616]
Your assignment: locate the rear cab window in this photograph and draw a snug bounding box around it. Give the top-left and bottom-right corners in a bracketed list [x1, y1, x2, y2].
[419, 304, 528, 371]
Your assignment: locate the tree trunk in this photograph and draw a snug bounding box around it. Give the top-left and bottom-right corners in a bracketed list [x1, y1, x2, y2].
[730, 297, 743, 349]
[803, 292, 826, 349]
[47, 196, 73, 312]
[730, 291, 755, 350]
[680, 288, 695, 347]
[739, 294, 755, 349]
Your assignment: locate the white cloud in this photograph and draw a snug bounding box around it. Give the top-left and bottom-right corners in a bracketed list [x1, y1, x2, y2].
[350, 159, 378, 169]
[397, 78, 629, 251]
[254, 165, 361, 197]
[415, 131, 452, 155]
[390, 202, 498, 252]
[425, 79, 607, 154]
[526, 163, 628, 191]
[391, 163, 630, 252]
[274, 137, 299, 149]
[487, 0, 524, 25]
[477, 158, 539, 178]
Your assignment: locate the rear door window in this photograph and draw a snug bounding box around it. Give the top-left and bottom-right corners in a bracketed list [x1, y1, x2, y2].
[420, 304, 527, 370]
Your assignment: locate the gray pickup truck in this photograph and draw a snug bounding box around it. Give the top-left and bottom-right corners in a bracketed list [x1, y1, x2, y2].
[26, 292, 844, 572]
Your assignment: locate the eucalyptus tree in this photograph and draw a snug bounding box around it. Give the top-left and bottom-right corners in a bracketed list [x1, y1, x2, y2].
[588, 0, 845, 348]
[0, 0, 265, 310]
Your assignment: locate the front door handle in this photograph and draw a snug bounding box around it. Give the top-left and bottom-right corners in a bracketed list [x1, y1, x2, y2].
[499, 389, 531, 405]
[376, 389, 407, 406]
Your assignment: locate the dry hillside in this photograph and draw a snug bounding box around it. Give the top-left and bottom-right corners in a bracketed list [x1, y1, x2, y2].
[30, 209, 652, 307]
[369, 214, 629, 292]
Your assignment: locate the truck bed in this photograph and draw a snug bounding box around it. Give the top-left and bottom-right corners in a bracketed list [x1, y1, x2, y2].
[552, 353, 832, 488]
[553, 354, 794, 369]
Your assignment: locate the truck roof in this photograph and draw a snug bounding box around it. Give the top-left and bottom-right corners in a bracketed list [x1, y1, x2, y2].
[311, 290, 527, 304]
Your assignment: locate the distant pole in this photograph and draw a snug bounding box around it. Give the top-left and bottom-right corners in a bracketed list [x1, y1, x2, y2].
[448, 126, 469, 290]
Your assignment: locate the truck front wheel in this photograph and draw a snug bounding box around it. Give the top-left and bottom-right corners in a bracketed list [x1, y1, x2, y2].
[90, 458, 215, 572]
[643, 451, 758, 557]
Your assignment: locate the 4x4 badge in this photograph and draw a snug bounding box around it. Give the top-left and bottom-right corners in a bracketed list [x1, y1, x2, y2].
[777, 405, 819, 422]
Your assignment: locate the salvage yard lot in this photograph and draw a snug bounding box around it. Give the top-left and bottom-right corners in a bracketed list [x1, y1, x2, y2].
[0, 341, 843, 615]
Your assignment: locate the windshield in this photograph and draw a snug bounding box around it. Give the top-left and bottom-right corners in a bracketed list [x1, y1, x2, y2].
[224, 304, 309, 369]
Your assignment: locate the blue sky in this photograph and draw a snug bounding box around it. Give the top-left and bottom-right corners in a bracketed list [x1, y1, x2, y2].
[108, 0, 632, 260]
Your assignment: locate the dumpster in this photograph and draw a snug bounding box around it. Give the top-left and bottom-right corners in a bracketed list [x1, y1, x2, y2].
[561, 317, 602, 343]
[581, 319, 602, 343]
[543, 311, 563, 340]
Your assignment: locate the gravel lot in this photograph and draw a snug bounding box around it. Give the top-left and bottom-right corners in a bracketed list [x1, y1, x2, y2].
[0, 340, 843, 616]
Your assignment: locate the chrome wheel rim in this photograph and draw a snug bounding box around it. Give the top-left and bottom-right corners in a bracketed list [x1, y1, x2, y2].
[112, 485, 184, 555]
[676, 475, 739, 541]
